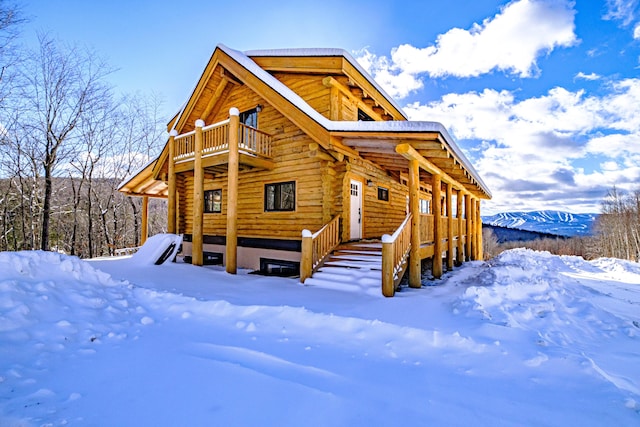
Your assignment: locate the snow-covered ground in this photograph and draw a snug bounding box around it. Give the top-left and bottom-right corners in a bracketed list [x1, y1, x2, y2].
[1, 247, 639, 426]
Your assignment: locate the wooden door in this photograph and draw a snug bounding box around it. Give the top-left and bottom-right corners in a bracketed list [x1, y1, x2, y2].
[350, 179, 362, 240]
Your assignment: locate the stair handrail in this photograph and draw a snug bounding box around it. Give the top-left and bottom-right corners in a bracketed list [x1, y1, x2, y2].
[381, 213, 412, 297]
[300, 214, 341, 283]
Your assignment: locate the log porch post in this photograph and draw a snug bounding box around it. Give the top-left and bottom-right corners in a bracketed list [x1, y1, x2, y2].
[432, 174, 443, 278]
[141, 196, 149, 245]
[475, 199, 483, 260]
[446, 182, 454, 271]
[456, 190, 464, 265]
[167, 129, 178, 234]
[408, 159, 421, 288]
[470, 198, 477, 260]
[226, 108, 240, 274]
[192, 119, 205, 266]
[465, 195, 472, 261]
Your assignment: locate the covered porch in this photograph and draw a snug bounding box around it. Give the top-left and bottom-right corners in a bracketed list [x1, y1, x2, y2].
[300, 125, 491, 297]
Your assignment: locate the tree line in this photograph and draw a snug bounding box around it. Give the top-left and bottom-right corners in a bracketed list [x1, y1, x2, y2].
[0, 3, 167, 257]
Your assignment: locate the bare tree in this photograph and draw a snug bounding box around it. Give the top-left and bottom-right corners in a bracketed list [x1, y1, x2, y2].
[20, 33, 112, 250]
[0, 0, 25, 107]
[593, 186, 640, 261]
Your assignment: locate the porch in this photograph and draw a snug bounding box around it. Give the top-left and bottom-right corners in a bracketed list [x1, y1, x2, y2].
[300, 187, 482, 297]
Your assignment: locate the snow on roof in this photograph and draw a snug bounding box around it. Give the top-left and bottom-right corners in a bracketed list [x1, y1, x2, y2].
[166, 44, 490, 197]
[222, 45, 490, 196]
[244, 47, 407, 120]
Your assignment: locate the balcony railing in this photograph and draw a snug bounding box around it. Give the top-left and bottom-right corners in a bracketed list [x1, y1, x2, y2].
[173, 120, 272, 163]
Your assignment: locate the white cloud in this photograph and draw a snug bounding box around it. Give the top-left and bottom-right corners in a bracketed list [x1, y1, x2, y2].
[603, 0, 639, 27]
[355, 0, 577, 98]
[575, 72, 601, 80]
[405, 78, 640, 213]
[355, 49, 423, 99]
[635, 23, 640, 38]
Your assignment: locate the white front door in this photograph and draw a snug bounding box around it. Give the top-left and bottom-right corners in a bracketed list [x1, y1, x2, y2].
[350, 179, 362, 240]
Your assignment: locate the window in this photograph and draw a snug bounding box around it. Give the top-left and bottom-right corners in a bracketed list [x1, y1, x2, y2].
[377, 186, 389, 201]
[240, 108, 258, 128]
[358, 108, 374, 121]
[420, 199, 430, 214]
[260, 258, 300, 277]
[265, 181, 296, 212]
[239, 108, 258, 149]
[204, 189, 222, 213]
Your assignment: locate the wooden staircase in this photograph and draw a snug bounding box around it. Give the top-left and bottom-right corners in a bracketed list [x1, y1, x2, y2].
[303, 241, 384, 294]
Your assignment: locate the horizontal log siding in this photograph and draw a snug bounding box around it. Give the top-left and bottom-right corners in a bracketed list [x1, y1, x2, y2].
[272, 73, 331, 120]
[347, 159, 407, 239]
[177, 85, 325, 240]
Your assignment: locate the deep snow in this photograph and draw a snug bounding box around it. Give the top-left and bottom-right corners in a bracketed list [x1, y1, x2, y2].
[0, 248, 639, 426]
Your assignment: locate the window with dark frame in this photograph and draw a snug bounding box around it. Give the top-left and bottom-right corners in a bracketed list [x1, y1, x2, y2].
[265, 181, 296, 212]
[239, 108, 258, 128]
[239, 108, 258, 149]
[358, 108, 374, 121]
[204, 189, 222, 213]
[377, 186, 389, 201]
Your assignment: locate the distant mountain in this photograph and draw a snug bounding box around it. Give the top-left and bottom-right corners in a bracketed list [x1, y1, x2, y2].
[482, 210, 598, 237]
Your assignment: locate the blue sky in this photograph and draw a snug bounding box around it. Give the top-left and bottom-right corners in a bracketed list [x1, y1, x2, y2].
[21, 0, 640, 214]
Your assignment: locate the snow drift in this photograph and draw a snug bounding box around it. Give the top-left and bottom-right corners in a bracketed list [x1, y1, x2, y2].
[0, 248, 638, 426]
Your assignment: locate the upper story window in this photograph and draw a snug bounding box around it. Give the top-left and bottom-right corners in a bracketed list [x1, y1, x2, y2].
[358, 109, 374, 122]
[240, 108, 258, 128]
[265, 181, 296, 212]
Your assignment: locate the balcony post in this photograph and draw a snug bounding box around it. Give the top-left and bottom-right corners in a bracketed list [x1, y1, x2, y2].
[446, 182, 454, 270]
[432, 174, 443, 278]
[226, 108, 240, 274]
[192, 119, 205, 266]
[167, 129, 178, 234]
[408, 159, 421, 288]
[456, 190, 464, 265]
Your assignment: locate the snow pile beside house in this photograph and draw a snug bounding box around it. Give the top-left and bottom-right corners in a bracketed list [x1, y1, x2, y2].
[0, 248, 639, 426]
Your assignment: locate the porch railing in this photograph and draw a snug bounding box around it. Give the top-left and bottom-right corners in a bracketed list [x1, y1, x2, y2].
[300, 215, 341, 283]
[381, 213, 412, 297]
[173, 119, 272, 162]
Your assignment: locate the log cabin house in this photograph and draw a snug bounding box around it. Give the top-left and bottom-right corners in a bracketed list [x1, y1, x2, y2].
[118, 44, 492, 296]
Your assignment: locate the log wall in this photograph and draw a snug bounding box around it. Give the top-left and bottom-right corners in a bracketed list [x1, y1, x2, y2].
[178, 84, 327, 240]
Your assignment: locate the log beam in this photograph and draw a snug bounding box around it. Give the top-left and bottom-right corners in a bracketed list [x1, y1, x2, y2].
[395, 143, 464, 192]
[201, 78, 228, 122]
[323, 76, 387, 121]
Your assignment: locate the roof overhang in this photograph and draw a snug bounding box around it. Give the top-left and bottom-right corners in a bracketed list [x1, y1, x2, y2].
[117, 158, 167, 198]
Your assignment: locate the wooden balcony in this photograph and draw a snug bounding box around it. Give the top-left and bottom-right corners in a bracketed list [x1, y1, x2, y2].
[172, 120, 275, 173]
